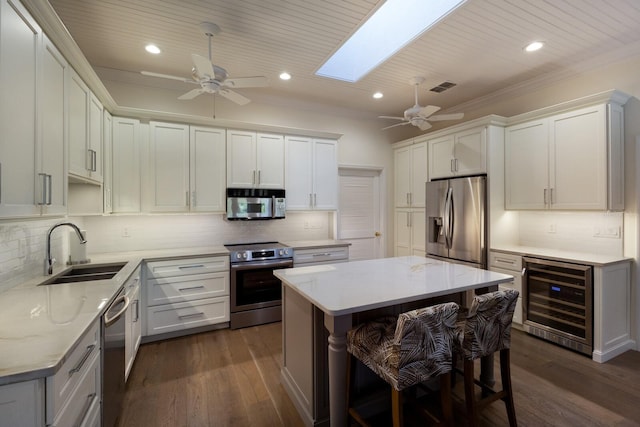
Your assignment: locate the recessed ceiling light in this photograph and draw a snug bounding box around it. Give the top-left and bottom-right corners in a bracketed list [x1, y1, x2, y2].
[145, 44, 161, 54]
[373, 92, 383, 99]
[524, 41, 544, 52]
[279, 72, 291, 80]
[316, 0, 467, 82]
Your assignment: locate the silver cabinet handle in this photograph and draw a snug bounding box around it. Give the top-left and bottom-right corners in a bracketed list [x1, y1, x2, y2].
[406, 212, 410, 227]
[69, 344, 96, 376]
[38, 173, 47, 205]
[74, 392, 97, 427]
[543, 188, 548, 205]
[495, 257, 516, 266]
[309, 193, 313, 207]
[454, 158, 459, 172]
[550, 188, 554, 205]
[313, 193, 317, 207]
[257, 170, 261, 185]
[178, 285, 206, 292]
[47, 174, 52, 205]
[451, 158, 455, 172]
[406, 193, 410, 204]
[179, 312, 205, 320]
[192, 191, 196, 207]
[312, 253, 332, 257]
[178, 264, 204, 270]
[133, 300, 139, 322]
[252, 170, 256, 185]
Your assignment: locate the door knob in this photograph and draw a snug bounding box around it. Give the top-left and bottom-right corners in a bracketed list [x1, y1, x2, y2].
[374, 232, 381, 237]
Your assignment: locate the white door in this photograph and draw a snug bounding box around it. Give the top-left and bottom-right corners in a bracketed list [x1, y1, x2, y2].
[338, 167, 384, 261]
[190, 126, 226, 212]
[148, 121, 189, 212]
[256, 133, 285, 189]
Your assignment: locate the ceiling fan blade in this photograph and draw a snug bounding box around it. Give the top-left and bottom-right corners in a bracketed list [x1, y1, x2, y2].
[428, 113, 465, 121]
[419, 105, 441, 118]
[191, 54, 215, 79]
[225, 76, 269, 88]
[378, 116, 405, 120]
[382, 122, 410, 131]
[417, 121, 433, 131]
[219, 88, 251, 105]
[141, 71, 195, 84]
[178, 88, 205, 100]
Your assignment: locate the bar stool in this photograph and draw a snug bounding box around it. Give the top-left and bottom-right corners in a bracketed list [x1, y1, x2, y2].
[455, 289, 519, 427]
[346, 302, 459, 427]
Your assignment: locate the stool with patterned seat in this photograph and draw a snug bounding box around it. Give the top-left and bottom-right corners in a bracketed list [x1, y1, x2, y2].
[346, 302, 459, 426]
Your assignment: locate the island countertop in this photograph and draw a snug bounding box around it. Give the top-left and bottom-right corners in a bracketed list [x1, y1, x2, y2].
[274, 255, 514, 317]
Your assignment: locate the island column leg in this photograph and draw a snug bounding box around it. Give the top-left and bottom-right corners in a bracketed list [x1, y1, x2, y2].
[324, 313, 353, 427]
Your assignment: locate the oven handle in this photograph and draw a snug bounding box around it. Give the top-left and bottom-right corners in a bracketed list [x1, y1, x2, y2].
[230, 259, 293, 271]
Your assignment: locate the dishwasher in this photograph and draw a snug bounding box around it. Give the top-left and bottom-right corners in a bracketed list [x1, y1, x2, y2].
[523, 257, 593, 355]
[102, 289, 130, 427]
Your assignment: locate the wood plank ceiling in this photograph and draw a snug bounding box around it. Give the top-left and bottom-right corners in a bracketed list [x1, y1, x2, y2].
[47, 0, 640, 120]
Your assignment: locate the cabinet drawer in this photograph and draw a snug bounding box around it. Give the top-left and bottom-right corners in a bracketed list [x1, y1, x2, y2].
[294, 247, 349, 265]
[147, 271, 229, 306]
[146, 256, 229, 278]
[489, 251, 522, 272]
[146, 296, 230, 335]
[50, 351, 100, 427]
[46, 320, 99, 422]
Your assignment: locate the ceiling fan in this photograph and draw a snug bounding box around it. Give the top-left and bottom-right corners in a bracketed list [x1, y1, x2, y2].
[141, 22, 268, 105]
[380, 77, 464, 131]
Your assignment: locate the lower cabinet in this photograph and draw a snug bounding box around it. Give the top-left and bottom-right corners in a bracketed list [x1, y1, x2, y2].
[125, 266, 142, 381]
[0, 380, 44, 427]
[394, 209, 425, 257]
[143, 256, 230, 340]
[489, 250, 523, 325]
[293, 245, 349, 266]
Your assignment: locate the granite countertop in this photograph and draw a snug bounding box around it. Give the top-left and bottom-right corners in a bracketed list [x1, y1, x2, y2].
[275, 255, 513, 317]
[281, 239, 350, 249]
[490, 245, 632, 266]
[0, 245, 228, 386]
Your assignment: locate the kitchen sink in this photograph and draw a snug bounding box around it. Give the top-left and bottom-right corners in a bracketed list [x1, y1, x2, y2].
[41, 263, 127, 285]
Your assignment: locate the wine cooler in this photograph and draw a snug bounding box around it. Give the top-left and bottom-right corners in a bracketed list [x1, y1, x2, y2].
[523, 257, 593, 356]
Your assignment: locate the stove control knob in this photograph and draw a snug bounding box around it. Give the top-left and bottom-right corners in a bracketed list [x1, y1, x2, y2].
[242, 253, 248, 259]
[278, 249, 284, 256]
[235, 253, 241, 260]
[284, 249, 290, 256]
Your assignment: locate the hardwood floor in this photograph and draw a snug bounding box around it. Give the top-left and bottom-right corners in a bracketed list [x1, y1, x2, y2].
[118, 323, 640, 427]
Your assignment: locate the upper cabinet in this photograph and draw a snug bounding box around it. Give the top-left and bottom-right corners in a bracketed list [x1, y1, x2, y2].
[68, 70, 102, 184]
[285, 136, 338, 210]
[428, 127, 486, 179]
[145, 121, 226, 213]
[505, 99, 626, 211]
[112, 117, 141, 213]
[227, 130, 284, 189]
[0, 0, 69, 218]
[394, 140, 427, 208]
[103, 110, 113, 213]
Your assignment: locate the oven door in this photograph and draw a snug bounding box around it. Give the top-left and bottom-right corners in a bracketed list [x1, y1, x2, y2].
[230, 258, 293, 312]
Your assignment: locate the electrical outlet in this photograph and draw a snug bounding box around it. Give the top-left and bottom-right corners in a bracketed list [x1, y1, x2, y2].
[594, 226, 620, 238]
[122, 227, 130, 237]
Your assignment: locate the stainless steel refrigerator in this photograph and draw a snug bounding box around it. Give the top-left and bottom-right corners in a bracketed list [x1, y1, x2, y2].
[426, 175, 487, 269]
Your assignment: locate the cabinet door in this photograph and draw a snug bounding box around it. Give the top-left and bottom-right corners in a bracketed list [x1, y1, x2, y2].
[39, 35, 67, 216]
[505, 119, 548, 209]
[88, 93, 103, 182]
[125, 282, 141, 381]
[0, 0, 40, 217]
[410, 209, 425, 255]
[0, 379, 44, 427]
[112, 117, 140, 213]
[102, 110, 113, 213]
[227, 130, 257, 188]
[149, 121, 190, 212]
[410, 142, 427, 207]
[550, 105, 607, 210]
[428, 135, 455, 179]
[394, 209, 411, 256]
[312, 138, 338, 209]
[285, 136, 313, 210]
[68, 70, 90, 179]
[394, 145, 411, 207]
[256, 133, 285, 189]
[190, 126, 226, 212]
[454, 127, 486, 176]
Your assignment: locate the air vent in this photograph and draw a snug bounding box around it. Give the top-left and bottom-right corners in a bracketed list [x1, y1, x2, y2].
[429, 81, 457, 93]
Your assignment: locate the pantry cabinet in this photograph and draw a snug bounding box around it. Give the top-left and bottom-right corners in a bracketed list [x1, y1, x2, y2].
[285, 136, 338, 210]
[428, 127, 486, 179]
[505, 100, 625, 211]
[394, 208, 425, 257]
[227, 130, 284, 189]
[394, 140, 427, 207]
[112, 117, 141, 213]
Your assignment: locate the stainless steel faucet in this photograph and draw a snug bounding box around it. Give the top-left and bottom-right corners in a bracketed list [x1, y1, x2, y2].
[45, 222, 86, 275]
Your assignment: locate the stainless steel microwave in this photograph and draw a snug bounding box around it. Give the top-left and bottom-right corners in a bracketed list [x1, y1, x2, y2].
[226, 188, 286, 220]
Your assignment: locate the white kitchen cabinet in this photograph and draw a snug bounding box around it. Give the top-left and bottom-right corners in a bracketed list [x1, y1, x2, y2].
[285, 136, 338, 210]
[148, 121, 190, 212]
[190, 126, 226, 212]
[394, 208, 425, 257]
[103, 109, 113, 213]
[0, 0, 40, 218]
[489, 250, 523, 325]
[112, 117, 141, 213]
[505, 101, 625, 211]
[68, 70, 102, 184]
[143, 256, 230, 340]
[0, 379, 44, 427]
[428, 126, 486, 179]
[394, 140, 427, 207]
[125, 266, 142, 381]
[227, 130, 284, 189]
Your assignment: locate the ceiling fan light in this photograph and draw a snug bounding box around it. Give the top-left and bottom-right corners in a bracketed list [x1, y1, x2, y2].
[524, 41, 544, 52]
[279, 72, 291, 80]
[145, 44, 161, 54]
[373, 92, 383, 99]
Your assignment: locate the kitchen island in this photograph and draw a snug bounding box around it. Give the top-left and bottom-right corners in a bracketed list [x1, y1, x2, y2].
[275, 255, 513, 427]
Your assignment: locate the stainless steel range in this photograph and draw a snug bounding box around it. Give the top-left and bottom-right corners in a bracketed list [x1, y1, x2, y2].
[225, 242, 293, 329]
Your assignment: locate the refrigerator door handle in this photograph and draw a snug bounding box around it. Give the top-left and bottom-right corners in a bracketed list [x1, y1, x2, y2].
[443, 187, 454, 249]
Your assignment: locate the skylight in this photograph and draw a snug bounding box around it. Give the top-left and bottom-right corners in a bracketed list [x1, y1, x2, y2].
[316, 0, 466, 83]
